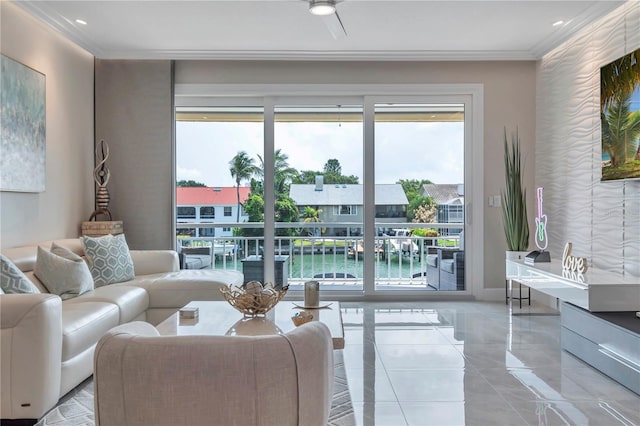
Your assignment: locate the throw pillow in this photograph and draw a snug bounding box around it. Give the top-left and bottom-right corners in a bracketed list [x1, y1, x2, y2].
[0, 254, 40, 294]
[81, 234, 135, 287]
[34, 243, 94, 300]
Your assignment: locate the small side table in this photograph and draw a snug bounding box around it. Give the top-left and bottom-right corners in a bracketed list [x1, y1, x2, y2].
[241, 255, 289, 289]
[81, 220, 123, 237]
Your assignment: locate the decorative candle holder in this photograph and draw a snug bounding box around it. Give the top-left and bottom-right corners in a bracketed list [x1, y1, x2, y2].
[304, 280, 319, 307]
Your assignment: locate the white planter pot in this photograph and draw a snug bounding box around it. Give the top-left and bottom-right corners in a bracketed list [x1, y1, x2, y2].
[505, 251, 529, 261]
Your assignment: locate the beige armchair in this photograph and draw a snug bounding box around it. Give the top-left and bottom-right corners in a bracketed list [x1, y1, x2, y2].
[94, 320, 334, 426]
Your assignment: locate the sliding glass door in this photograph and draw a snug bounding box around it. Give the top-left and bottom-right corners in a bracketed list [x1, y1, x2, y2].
[274, 104, 364, 292]
[175, 106, 264, 271]
[372, 102, 465, 292]
[175, 86, 479, 297]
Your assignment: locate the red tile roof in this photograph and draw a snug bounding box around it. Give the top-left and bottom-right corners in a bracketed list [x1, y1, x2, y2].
[177, 187, 250, 206]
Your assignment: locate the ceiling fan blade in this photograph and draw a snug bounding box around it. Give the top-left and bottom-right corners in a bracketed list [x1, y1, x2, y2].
[321, 10, 347, 39]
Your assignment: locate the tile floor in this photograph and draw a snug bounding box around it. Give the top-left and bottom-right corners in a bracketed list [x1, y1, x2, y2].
[339, 301, 640, 426]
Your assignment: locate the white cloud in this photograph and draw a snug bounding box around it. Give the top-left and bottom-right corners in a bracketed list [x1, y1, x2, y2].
[176, 166, 204, 183]
[177, 120, 464, 188]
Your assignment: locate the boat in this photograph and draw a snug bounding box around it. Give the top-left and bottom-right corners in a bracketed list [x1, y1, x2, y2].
[347, 240, 386, 260]
[212, 243, 235, 257]
[388, 229, 419, 256]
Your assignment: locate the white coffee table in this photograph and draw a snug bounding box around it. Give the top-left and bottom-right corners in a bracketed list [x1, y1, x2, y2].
[156, 301, 345, 349]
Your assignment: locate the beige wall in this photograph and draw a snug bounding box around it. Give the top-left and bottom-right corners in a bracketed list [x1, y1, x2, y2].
[0, 3, 94, 249]
[176, 61, 538, 293]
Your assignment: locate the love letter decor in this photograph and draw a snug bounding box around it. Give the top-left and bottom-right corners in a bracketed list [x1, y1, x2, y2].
[561, 242, 588, 274]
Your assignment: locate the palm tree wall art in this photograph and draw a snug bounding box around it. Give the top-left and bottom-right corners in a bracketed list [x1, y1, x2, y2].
[600, 48, 640, 181]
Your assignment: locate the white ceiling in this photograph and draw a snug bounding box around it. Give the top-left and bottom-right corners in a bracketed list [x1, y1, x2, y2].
[15, 0, 626, 61]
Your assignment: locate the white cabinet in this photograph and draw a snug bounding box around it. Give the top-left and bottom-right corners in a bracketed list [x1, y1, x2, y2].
[561, 302, 639, 395]
[506, 259, 640, 312]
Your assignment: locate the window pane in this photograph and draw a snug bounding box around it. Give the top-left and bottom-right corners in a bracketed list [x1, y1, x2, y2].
[374, 103, 465, 291]
[275, 104, 364, 291]
[177, 206, 195, 219]
[200, 206, 215, 219]
[176, 106, 264, 263]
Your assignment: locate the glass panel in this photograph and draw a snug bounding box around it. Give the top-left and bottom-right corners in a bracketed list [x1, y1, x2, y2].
[274, 105, 364, 292]
[373, 103, 465, 291]
[176, 106, 264, 270]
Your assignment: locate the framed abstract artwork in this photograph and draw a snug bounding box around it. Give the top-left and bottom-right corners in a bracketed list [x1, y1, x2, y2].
[1, 54, 46, 192]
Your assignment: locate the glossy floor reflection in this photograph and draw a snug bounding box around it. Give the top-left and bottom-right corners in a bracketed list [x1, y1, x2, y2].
[340, 301, 639, 426]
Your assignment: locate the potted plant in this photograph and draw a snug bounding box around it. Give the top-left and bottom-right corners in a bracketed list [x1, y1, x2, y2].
[501, 127, 529, 260]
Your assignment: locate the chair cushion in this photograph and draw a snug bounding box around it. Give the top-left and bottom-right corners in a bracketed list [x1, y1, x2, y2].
[65, 285, 149, 323]
[61, 301, 119, 361]
[426, 254, 438, 268]
[81, 234, 135, 287]
[440, 259, 455, 274]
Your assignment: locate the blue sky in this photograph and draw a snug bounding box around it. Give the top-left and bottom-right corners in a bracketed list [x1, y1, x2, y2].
[631, 86, 640, 113]
[176, 121, 464, 188]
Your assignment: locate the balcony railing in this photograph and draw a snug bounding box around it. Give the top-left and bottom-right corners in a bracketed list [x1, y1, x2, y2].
[176, 222, 462, 289]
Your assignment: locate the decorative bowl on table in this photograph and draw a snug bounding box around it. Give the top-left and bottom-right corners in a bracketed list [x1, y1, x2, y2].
[220, 281, 288, 317]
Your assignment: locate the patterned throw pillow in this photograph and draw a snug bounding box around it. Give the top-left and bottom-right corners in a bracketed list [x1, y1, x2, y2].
[34, 243, 94, 300]
[0, 254, 40, 294]
[81, 234, 135, 287]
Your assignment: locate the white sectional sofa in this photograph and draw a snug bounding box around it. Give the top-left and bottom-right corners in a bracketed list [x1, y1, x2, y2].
[0, 238, 244, 423]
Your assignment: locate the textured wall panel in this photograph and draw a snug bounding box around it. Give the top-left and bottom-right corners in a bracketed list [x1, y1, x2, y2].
[95, 60, 174, 250]
[537, 2, 639, 278]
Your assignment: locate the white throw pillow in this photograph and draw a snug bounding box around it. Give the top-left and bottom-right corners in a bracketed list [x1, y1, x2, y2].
[81, 234, 135, 287]
[34, 243, 94, 300]
[1, 254, 40, 294]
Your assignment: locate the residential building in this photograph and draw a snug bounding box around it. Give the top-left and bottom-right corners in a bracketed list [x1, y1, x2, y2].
[176, 187, 250, 238]
[421, 183, 464, 235]
[290, 183, 408, 236]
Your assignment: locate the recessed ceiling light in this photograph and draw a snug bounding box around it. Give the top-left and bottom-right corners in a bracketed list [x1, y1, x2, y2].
[552, 20, 564, 27]
[75, 19, 87, 25]
[309, 0, 336, 16]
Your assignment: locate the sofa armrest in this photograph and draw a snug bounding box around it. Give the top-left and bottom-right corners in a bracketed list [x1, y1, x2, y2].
[1, 294, 63, 420]
[130, 250, 180, 276]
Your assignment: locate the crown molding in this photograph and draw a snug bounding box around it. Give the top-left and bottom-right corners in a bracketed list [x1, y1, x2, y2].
[14, 1, 107, 58]
[95, 48, 538, 61]
[529, 1, 625, 58]
[14, 0, 624, 62]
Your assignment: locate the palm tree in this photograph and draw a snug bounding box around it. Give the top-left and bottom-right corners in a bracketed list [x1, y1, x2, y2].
[301, 206, 323, 236]
[601, 49, 640, 111]
[602, 92, 640, 168]
[229, 151, 256, 222]
[256, 149, 298, 197]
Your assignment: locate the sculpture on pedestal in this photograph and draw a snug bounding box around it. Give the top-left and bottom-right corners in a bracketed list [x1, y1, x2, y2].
[89, 140, 112, 221]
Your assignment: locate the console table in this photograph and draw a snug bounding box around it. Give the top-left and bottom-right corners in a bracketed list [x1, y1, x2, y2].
[506, 259, 640, 395]
[506, 259, 640, 312]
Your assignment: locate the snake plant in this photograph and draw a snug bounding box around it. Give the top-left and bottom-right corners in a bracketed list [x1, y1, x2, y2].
[501, 127, 529, 251]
